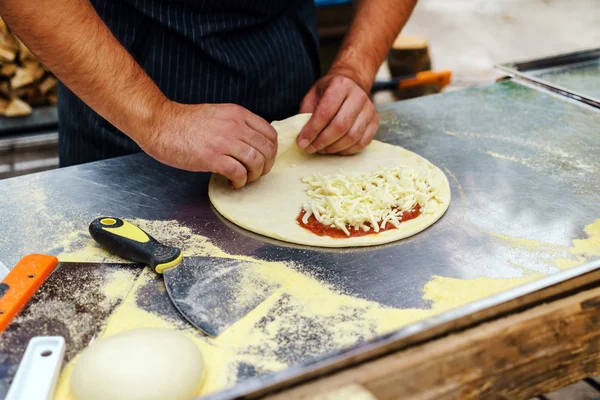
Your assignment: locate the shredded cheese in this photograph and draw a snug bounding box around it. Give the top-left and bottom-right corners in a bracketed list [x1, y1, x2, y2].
[300, 166, 442, 236]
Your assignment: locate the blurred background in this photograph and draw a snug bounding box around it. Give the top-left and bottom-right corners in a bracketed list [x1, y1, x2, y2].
[0, 0, 598, 179]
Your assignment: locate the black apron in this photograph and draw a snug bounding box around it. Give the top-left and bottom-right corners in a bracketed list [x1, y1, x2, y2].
[58, 0, 320, 167]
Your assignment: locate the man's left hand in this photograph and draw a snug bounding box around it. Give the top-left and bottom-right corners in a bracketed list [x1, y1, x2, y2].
[297, 73, 379, 155]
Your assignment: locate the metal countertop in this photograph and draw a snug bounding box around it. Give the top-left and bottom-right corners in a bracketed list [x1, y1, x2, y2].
[0, 80, 599, 397]
[1, 80, 599, 304]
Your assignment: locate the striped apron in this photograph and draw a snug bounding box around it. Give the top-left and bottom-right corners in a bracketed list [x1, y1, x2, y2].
[58, 0, 320, 167]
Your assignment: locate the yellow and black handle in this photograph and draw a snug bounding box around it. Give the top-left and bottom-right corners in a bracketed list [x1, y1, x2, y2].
[89, 217, 182, 274]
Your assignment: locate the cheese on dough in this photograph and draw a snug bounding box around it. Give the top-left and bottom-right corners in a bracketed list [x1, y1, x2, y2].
[301, 166, 442, 236]
[208, 114, 451, 248]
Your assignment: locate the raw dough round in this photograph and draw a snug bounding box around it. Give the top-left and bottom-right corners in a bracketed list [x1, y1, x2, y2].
[71, 328, 204, 400]
[209, 114, 451, 248]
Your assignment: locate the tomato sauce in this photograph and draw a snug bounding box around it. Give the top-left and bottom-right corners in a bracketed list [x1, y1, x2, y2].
[297, 205, 422, 238]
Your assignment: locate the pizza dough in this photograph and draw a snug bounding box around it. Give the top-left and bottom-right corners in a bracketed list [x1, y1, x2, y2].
[71, 328, 204, 400]
[209, 114, 451, 247]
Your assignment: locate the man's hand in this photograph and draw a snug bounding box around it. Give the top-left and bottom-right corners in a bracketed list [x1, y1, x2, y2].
[0, 0, 277, 189]
[297, 73, 378, 156]
[142, 102, 277, 189]
[297, 0, 417, 156]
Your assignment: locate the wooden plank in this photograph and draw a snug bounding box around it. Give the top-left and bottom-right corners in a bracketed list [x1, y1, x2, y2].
[310, 384, 378, 400]
[263, 285, 600, 400]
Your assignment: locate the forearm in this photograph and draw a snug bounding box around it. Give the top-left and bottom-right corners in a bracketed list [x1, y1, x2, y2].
[329, 0, 417, 91]
[0, 0, 166, 143]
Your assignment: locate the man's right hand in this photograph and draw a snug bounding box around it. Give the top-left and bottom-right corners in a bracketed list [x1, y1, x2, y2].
[0, 0, 277, 189]
[141, 102, 278, 189]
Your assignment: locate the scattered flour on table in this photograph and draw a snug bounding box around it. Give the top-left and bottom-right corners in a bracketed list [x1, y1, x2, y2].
[0, 265, 138, 376]
[445, 130, 596, 172]
[485, 150, 596, 178]
[487, 219, 600, 272]
[443, 130, 598, 196]
[53, 218, 600, 399]
[0, 175, 85, 263]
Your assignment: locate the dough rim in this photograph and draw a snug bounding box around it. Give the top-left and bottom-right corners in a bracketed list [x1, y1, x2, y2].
[209, 114, 451, 248]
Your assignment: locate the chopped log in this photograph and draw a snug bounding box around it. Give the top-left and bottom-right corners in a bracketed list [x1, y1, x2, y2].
[18, 40, 36, 63]
[0, 30, 19, 50]
[0, 46, 15, 63]
[0, 63, 17, 78]
[38, 76, 57, 95]
[388, 34, 438, 100]
[0, 18, 57, 117]
[0, 25, 20, 54]
[0, 80, 10, 97]
[15, 85, 46, 107]
[389, 35, 431, 76]
[47, 93, 58, 105]
[0, 18, 8, 37]
[23, 60, 45, 81]
[4, 97, 32, 117]
[0, 97, 8, 114]
[10, 67, 35, 89]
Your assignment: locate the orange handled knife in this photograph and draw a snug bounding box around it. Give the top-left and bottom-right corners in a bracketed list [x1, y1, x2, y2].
[0, 254, 58, 332]
[371, 70, 452, 93]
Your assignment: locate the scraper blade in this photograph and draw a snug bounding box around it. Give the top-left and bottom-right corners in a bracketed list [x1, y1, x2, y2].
[89, 217, 278, 337]
[164, 257, 277, 337]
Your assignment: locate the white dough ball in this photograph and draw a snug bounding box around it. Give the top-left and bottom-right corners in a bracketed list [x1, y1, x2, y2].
[71, 328, 204, 400]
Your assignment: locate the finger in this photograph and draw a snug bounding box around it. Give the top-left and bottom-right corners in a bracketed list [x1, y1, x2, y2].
[316, 97, 370, 154]
[296, 86, 347, 150]
[338, 118, 379, 156]
[244, 111, 278, 144]
[308, 87, 368, 153]
[214, 155, 247, 189]
[299, 88, 318, 114]
[320, 109, 370, 154]
[238, 128, 277, 175]
[228, 140, 266, 183]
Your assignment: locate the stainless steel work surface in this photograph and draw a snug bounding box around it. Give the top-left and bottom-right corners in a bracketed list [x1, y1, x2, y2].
[1, 80, 599, 398]
[530, 59, 600, 99]
[497, 48, 600, 108]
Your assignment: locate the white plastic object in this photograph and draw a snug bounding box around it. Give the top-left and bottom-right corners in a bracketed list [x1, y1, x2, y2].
[6, 336, 66, 400]
[0, 260, 8, 280]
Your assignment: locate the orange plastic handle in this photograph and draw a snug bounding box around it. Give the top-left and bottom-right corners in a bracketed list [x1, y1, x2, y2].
[399, 70, 452, 89]
[0, 254, 58, 332]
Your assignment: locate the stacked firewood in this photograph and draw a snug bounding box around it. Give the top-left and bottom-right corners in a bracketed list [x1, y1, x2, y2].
[0, 18, 57, 117]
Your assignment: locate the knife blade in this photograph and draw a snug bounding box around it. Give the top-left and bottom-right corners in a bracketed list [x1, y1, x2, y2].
[371, 69, 452, 93]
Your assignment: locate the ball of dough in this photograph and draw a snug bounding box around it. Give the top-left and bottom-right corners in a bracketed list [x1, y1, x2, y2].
[71, 328, 204, 400]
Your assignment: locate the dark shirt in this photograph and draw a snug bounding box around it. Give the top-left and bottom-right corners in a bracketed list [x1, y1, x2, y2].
[58, 0, 320, 166]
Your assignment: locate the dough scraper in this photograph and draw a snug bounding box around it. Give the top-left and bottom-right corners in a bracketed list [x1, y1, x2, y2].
[89, 217, 277, 337]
